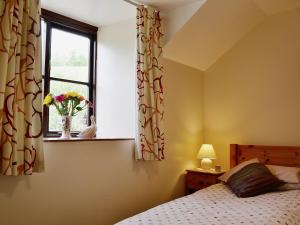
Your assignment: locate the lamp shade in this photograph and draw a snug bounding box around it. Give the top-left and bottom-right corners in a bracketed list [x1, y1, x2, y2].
[197, 144, 216, 159]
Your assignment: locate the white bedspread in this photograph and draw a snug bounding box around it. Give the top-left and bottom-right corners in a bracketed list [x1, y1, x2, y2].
[116, 183, 300, 225]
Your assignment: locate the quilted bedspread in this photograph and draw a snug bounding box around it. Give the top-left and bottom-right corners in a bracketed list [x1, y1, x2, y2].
[116, 183, 300, 225]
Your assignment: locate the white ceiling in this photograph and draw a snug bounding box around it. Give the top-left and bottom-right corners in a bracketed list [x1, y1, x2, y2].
[41, 0, 201, 27]
[42, 0, 300, 71]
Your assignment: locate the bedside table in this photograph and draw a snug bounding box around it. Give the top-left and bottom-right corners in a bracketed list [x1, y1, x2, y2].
[185, 169, 225, 194]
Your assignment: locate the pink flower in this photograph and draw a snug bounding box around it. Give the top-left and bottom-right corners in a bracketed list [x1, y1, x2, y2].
[54, 94, 65, 102]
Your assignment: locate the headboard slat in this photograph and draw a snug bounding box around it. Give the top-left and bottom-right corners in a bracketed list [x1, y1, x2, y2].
[230, 144, 300, 168]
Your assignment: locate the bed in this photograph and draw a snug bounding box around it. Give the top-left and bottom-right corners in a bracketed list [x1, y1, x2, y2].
[116, 144, 300, 225]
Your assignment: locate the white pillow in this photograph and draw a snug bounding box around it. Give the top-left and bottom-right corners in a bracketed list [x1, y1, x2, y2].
[218, 158, 260, 183]
[266, 165, 300, 184]
[276, 183, 300, 191]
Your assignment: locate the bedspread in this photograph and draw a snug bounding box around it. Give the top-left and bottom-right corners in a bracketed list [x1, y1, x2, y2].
[116, 183, 300, 225]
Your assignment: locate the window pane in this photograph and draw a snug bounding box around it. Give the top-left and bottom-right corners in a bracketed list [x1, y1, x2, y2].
[41, 20, 46, 75]
[49, 80, 89, 132]
[50, 28, 90, 82]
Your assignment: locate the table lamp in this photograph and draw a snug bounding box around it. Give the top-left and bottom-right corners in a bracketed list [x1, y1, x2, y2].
[197, 144, 216, 170]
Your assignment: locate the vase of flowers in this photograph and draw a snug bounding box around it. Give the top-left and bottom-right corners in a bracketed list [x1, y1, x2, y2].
[43, 91, 92, 139]
[61, 116, 72, 139]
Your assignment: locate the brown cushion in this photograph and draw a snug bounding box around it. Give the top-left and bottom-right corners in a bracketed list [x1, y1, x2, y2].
[227, 163, 285, 198]
[218, 158, 260, 182]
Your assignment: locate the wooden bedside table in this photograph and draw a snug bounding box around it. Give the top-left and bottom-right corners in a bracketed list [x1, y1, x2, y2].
[185, 169, 225, 194]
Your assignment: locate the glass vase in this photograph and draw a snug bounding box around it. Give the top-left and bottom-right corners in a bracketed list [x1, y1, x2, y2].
[61, 116, 72, 139]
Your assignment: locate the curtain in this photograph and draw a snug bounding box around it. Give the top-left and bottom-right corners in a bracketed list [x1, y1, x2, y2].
[135, 6, 165, 161]
[0, 0, 44, 175]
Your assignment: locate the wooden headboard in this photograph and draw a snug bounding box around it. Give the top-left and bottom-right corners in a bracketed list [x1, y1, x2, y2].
[230, 144, 300, 168]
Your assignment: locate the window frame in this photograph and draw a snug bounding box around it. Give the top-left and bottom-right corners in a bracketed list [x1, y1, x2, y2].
[41, 9, 98, 137]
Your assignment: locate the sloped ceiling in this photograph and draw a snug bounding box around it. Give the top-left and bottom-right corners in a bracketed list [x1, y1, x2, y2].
[163, 0, 300, 71]
[164, 1, 207, 43]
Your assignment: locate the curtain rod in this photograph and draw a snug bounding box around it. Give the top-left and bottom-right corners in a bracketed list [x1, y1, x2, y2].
[123, 0, 141, 7]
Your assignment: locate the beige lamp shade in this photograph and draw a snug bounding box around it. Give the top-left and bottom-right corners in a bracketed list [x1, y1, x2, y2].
[197, 144, 216, 159]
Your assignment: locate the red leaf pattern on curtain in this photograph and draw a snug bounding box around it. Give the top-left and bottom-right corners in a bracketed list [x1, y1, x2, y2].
[136, 6, 165, 161]
[0, 0, 44, 175]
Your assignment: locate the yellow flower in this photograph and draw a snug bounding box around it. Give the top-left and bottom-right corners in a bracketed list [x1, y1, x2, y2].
[67, 91, 80, 97]
[43, 94, 53, 105]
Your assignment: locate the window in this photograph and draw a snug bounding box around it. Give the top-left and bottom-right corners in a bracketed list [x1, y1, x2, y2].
[41, 9, 98, 137]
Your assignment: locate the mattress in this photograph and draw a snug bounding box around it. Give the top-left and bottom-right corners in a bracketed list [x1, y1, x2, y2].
[116, 183, 300, 225]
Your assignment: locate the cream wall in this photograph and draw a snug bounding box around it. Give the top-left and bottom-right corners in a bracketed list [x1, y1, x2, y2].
[204, 9, 300, 169]
[0, 58, 204, 225]
[6, 4, 300, 225]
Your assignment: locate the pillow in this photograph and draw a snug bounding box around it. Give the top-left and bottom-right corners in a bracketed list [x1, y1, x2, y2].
[227, 163, 285, 197]
[218, 158, 260, 182]
[276, 183, 300, 191]
[266, 165, 300, 184]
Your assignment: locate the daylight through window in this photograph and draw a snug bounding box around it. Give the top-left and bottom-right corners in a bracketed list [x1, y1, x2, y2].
[41, 9, 98, 137]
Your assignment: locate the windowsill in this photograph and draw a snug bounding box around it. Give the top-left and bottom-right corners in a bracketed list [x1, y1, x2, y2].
[43, 137, 135, 142]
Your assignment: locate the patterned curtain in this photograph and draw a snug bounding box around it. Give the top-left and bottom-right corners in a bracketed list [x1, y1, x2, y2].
[0, 0, 44, 175]
[136, 6, 165, 161]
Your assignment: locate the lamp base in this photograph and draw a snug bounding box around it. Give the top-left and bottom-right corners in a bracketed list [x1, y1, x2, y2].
[201, 158, 213, 170]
